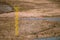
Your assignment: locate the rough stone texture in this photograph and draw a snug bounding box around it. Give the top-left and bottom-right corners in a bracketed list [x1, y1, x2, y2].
[0, 17, 60, 40]
[0, 0, 60, 40]
[0, 0, 60, 17]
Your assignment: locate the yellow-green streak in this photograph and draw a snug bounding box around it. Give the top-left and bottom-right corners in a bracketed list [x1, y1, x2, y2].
[14, 7, 19, 36]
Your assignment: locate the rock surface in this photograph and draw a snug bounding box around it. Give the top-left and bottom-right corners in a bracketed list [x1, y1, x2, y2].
[0, 0, 60, 40]
[0, 0, 60, 17]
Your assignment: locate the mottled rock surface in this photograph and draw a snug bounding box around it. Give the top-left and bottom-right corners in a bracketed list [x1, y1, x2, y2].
[0, 17, 60, 40]
[0, 0, 60, 40]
